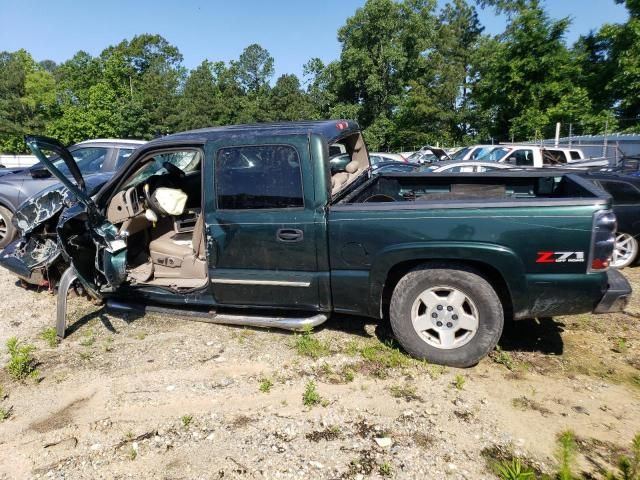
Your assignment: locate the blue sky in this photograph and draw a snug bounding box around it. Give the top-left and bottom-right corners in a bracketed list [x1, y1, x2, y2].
[0, 0, 629, 80]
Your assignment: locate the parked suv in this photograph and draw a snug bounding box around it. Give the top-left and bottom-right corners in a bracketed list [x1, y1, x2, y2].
[0, 139, 145, 248]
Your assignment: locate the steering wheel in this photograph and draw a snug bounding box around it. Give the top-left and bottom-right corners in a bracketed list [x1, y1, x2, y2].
[143, 183, 165, 216]
[163, 161, 186, 179]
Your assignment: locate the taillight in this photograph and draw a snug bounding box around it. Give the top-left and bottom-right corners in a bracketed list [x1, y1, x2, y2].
[588, 210, 616, 272]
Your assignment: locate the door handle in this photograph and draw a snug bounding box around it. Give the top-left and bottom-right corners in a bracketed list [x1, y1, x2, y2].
[277, 228, 303, 243]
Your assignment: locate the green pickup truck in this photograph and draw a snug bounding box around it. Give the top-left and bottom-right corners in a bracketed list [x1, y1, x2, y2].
[2, 120, 631, 366]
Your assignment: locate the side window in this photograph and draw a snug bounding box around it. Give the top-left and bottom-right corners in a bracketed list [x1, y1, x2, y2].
[216, 145, 304, 210]
[509, 149, 533, 166]
[70, 147, 109, 174]
[599, 181, 640, 204]
[570, 151, 582, 160]
[115, 148, 135, 169]
[543, 150, 566, 165]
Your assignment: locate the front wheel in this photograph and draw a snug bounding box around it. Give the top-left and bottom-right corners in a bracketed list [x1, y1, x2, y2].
[611, 232, 638, 269]
[390, 264, 504, 367]
[0, 206, 16, 249]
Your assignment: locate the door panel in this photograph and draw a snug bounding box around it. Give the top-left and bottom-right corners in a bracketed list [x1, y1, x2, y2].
[204, 135, 324, 310]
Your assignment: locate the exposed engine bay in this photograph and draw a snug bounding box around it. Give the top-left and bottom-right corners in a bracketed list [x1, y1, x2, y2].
[2, 149, 208, 291]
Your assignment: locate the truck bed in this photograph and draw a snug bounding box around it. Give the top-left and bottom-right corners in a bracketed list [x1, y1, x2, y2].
[337, 171, 604, 206]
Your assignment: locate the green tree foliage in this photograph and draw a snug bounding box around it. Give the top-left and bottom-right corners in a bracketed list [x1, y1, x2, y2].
[233, 43, 274, 94]
[270, 74, 315, 121]
[470, 0, 614, 141]
[0, 0, 638, 153]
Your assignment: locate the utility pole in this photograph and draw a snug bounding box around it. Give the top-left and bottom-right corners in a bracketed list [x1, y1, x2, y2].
[603, 119, 609, 158]
[129, 76, 133, 99]
[554, 122, 561, 147]
[568, 123, 573, 148]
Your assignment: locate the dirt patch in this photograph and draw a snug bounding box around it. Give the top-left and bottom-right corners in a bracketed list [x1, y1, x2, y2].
[0, 267, 638, 478]
[30, 395, 92, 433]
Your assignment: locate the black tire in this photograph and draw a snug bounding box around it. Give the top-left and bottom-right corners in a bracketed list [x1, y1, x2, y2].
[0, 205, 16, 249]
[390, 263, 504, 367]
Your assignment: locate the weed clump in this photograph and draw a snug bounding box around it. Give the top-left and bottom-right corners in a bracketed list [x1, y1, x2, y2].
[5, 337, 38, 381]
[39, 327, 59, 348]
[302, 381, 323, 407]
[453, 374, 465, 390]
[181, 414, 193, 429]
[294, 328, 330, 359]
[388, 383, 421, 402]
[259, 378, 273, 393]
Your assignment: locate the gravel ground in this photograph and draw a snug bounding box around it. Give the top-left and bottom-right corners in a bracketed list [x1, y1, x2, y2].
[0, 267, 638, 479]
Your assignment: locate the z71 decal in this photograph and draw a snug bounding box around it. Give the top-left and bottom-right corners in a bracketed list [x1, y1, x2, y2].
[536, 251, 585, 263]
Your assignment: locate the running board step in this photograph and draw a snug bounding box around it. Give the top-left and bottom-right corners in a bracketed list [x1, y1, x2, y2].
[105, 299, 329, 331]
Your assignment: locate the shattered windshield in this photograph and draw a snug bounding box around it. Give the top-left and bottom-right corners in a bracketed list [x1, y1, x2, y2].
[124, 150, 201, 188]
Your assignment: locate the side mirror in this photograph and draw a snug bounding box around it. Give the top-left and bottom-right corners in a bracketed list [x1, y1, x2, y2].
[507, 157, 517, 164]
[30, 166, 52, 179]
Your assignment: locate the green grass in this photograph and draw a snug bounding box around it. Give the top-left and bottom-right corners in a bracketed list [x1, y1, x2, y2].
[127, 447, 137, 460]
[0, 406, 11, 421]
[342, 367, 355, 383]
[259, 378, 273, 393]
[491, 346, 517, 370]
[496, 458, 535, 480]
[556, 431, 577, 480]
[39, 327, 59, 348]
[294, 328, 330, 359]
[453, 374, 466, 390]
[302, 381, 323, 407]
[5, 337, 38, 381]
[613, 337, 629, 354]
[181, 414, 193, 429]
[379, 462, 393, 477]
[359, 340, 411, 369]
[388, 383, 420, 401]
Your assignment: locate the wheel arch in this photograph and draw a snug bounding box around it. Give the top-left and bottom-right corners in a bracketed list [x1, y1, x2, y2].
[370, 243, 527, 320]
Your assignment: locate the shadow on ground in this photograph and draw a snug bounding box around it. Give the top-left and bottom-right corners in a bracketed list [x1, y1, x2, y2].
[499, 317, 565, 355]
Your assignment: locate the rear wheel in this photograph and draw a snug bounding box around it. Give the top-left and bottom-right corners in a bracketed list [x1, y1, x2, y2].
[0, 206, 16, 249]
[611, 232, 638, 269]
[390, 264, 504, 367]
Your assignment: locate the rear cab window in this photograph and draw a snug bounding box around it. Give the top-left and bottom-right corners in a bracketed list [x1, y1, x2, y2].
[543, 149, 567, 165]
[215, 145, 304, 210]
[509, 149, 534, 166]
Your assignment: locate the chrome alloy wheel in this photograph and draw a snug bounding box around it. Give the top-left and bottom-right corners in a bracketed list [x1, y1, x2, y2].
[611, 232, 638, 268]
[410, 286, 479, 350]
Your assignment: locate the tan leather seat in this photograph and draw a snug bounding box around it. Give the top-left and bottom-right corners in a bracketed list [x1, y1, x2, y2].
[148, 215, 207, 280]
[331, 160, 363, 195]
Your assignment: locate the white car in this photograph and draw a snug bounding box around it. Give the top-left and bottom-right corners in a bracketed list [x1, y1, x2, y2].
[368, 152, 406, 164]
[477, 145, 585, 167]
[422, 160, 515, 173]
[448, 145, 503, 162]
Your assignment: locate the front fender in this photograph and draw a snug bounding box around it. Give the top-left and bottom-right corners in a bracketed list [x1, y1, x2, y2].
[367, 242, 528, 318]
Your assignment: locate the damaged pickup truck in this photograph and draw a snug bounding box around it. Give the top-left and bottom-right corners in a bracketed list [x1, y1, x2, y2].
[0, 121, 631, 367]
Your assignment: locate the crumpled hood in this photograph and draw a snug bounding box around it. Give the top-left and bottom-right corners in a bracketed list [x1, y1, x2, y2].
[13, 173, 113, 235]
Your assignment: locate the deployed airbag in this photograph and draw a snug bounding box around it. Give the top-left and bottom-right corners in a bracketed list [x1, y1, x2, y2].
[152, 188, 188, 216]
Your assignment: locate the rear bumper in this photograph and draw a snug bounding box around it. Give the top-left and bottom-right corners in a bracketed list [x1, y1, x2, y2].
[594, 269, 632, 314]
